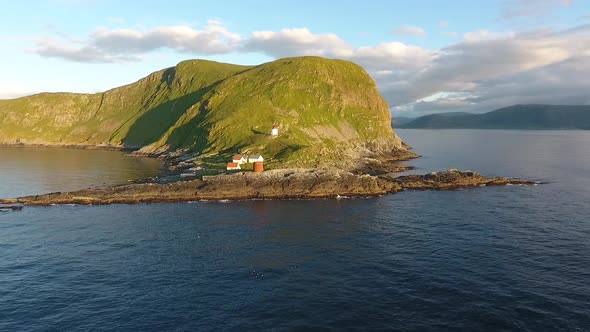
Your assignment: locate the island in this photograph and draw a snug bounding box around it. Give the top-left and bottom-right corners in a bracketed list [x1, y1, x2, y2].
[0, 169, 532, 205]
[0, 56, 534, 206]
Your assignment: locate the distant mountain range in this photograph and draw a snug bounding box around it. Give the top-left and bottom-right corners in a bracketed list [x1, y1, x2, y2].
[395, 105, 590, 130]
[391, 116, 415, 127]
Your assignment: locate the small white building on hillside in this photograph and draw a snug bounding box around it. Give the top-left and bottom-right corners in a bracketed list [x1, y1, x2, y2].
[247, 154, 264, 163]
[271, 125, 279, 136]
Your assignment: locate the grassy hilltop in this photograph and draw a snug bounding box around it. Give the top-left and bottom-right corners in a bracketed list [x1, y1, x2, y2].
[0, 56, 405, 168]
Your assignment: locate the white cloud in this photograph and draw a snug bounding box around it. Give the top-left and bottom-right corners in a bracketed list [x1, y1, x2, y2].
[28, 21, 590, 116]
[244, 28, 354, 58]
[34, 37, 139, 63]
[91, 25, 241, 54]
[391, 25, 590, 114]
[463, 29, 513, 42]
[396, 55, 590, 115]
[207, 19, 223, 26]
[499, 0, 573, 21]
[439, 21, 449, 28]
[393, 25, 427, 36]
[34, 22, 242, 63]
[352, 42, 434, 68]
[244, 28, 435, 73]
[442, 31, 458, 38]
[374, 70, 394, 76]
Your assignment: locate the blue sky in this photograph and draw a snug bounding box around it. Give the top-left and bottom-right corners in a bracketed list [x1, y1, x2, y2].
[1, 0, 589, 116]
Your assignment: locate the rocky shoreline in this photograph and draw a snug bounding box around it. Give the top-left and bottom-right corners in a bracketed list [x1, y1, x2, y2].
[0, 142, 419, 183]
[0, 169, 534, 206]
[0, 142, 132, 151]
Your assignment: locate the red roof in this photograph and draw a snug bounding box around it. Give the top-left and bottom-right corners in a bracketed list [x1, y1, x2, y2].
[232, 154, 244, 160]
[227, 162, 239, 168]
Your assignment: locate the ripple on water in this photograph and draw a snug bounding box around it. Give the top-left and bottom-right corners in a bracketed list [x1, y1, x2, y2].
[1, 131, 590, 330]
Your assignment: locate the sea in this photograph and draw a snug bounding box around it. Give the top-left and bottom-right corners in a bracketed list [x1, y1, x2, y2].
[1, 130, 589, 331]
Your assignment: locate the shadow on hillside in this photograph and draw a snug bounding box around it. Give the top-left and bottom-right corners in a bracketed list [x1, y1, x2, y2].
[122, 69, 219, 149]
[251, 129, 268, 135]
[274, 144, 304, 160]
[163, 100, 222, 154]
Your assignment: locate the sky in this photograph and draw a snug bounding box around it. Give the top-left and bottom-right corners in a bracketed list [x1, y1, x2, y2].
[1, 0, 589, 116]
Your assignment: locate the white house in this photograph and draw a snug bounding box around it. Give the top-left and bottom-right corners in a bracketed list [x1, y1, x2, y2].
[271, 125, 278, 136]
[232, 154, 246, 164]
[247, 154, 264, 163]
[226, 162, 241, 170]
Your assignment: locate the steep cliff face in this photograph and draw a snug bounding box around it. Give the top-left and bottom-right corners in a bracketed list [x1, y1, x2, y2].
[0, 56, 406, 166]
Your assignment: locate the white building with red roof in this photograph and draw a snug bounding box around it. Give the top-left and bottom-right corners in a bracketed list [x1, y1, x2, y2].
[226, 162, 241, 170]
[232, 154, 246, 164]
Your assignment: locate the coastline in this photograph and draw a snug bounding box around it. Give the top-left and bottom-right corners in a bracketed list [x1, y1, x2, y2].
[0, 142, 192, 182]
[0, 144, 534, 207]
[0, 142, 132, 152]
[0, 141, 417, 177]
[0, 168, 534, 206]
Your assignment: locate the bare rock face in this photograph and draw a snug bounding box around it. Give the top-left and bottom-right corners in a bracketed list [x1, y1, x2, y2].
[198, 169, 401, 199]
[393, 169, 533, 190]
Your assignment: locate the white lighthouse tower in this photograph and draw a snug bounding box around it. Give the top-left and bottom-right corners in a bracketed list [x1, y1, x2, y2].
[271, 125, 279, 136]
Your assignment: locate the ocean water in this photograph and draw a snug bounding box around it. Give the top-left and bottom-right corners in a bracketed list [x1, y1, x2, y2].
[0, 147, 162, 198]
[1, 130, 589, 331]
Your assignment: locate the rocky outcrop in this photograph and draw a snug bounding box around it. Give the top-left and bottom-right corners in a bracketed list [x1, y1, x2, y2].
[0, 169, 534, 206]
[390, 169, 533, 190]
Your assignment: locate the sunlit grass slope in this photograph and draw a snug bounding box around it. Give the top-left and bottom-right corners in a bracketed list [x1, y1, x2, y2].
[0, 57, 403, 166]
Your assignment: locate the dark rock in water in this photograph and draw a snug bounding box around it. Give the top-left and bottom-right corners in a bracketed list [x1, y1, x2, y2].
[0, 205, 23, 211]
[392, 169, 532, 190]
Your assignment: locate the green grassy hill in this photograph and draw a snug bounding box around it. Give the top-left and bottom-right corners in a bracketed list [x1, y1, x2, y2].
[0, 56, 405, 167]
